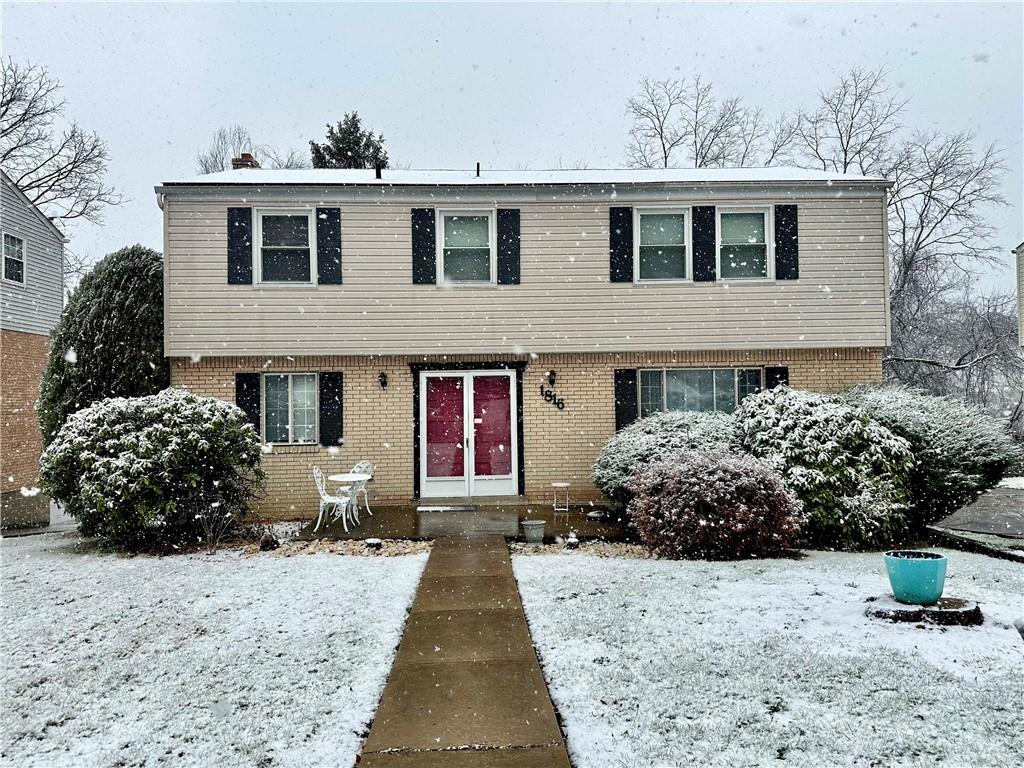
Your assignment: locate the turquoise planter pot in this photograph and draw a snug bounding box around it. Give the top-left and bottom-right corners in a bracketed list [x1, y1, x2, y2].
[884, 550, 947, 606]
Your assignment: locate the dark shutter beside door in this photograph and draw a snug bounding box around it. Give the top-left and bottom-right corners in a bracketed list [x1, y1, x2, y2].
[692, 206, 716, 282]
[319, 372, 344, 447]
[316, 207, 342, 284]
[609, 207, 633, 283]
[774, 205, 799, 280]
[227, 208, 253, 284]
[497, 209, 521, 285]
[235, 373, 261, 432]
[765, 366, 789, 389]
[614, 368, 639, 430]
[411, 208, 436, 284]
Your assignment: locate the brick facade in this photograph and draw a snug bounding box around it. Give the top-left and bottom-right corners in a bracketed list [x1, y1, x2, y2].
[1, 329, 50, 526]
[171, 347, 883, 520]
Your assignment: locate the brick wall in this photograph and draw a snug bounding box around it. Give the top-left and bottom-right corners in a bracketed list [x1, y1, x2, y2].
[1, 329, 50, 526]
[171, 347, 883, 519]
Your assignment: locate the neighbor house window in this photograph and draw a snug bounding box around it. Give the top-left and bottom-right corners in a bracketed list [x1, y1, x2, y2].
[257, 210, 314, 283]
[719, 208, 770, 279]
[639, 368, 763, 415]
[439, 211, 494, 283]
[3, 234, 25, 284]
[636, 210, 688, 280]
[263, 373, 317, 443]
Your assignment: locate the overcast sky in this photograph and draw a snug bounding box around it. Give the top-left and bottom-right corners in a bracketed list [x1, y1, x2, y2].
[3, 1, 1021, 291]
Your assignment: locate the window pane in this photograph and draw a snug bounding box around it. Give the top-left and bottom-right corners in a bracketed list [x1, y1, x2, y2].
[4, 257, 24, 283]
[721, 212, 765, 244]
[262, 248, 311, 281]
[443, 248, 491, 282]
[737, 368, 762, 402]
[443, 215, 489, 248]
[291, 374, 317, 443]
[262, 215, 309, 247]
[639, 369, 664, 417]
[473, 375, 512, 476]
[639, 213, 685, 246]
[426, 376, 465, 478]
[264, 375, 290, 443]
[720, 243, 768, 278]
[639, 245, 686, 280]
[667, 369, 714, 412]
[714, 369, 737, 413]
[4, 234, 24, 259]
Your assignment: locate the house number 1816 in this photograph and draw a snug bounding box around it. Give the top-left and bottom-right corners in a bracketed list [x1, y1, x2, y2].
[539, 384, 565, 410]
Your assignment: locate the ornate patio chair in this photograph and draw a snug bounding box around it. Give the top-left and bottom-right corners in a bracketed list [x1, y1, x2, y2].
[313, 466, 355, 533]
[347, 460, 376, 520]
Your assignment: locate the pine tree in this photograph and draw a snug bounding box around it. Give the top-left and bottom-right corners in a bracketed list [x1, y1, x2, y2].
[309, 112, 390, 169]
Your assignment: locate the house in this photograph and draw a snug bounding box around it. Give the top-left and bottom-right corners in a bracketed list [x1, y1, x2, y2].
[0, 170, 66, 528]
[1015, 241, 1023, 347]
[156, 163, 891, 518]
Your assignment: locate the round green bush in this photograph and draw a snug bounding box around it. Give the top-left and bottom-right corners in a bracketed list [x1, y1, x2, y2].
[592, 410, 736, 507]
[626, 449, 801, 560]
[735, 386, 913, 550]
[846, 385, 1022, 530]
[39, 244, 168, 446]
[40, 389, 264, 548]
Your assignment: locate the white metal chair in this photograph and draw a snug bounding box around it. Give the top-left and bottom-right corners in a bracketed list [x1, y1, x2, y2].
[346, 460, 376, 519]
[313, 466, 355, 532]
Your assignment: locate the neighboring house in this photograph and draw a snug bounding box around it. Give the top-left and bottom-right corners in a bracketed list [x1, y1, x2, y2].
[0, 170, 65, 528]
[1015, 241, 1023, 346]
[156, 164, 891, 517]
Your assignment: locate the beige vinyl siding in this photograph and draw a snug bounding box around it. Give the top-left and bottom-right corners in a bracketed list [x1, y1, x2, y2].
[163, 193, 888, 357]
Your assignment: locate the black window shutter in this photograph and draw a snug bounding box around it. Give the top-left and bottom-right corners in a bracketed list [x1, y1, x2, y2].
[609, 207, 633, 282]
[497, 208, 521, 285]
[227, 208, 253, 284]
[692, 205, 716, 282]
[774, 204, 799, 280]
[316, 207, 342, 284]
[765, 366, 789, 389]
[235, 373, 261, 432]
[319, 372, 344, 447]
[614, 368, 639, 430]
[411, 208, 436, 284]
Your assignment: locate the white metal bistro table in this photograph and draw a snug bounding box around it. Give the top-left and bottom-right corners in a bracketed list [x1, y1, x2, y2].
[327, 473, 373, 525]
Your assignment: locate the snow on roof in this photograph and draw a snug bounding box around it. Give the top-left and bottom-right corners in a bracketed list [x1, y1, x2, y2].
[162, 167, 888, 187]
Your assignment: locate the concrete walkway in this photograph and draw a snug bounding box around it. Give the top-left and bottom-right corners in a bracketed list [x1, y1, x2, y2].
[359, 535, 570, 767]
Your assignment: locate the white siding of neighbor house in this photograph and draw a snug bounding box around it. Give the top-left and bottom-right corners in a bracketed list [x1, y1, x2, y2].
[161, 185, 889, 357]
[0, 176, 64, 335]
[1017, 246, 1023, 347]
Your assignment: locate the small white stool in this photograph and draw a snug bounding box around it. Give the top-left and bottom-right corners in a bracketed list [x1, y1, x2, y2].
[551, 482, 570, 521]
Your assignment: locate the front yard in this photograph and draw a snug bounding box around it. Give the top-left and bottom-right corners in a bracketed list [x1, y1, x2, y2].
[514, 548, 1023, 767]
[1, 533, 426, 768]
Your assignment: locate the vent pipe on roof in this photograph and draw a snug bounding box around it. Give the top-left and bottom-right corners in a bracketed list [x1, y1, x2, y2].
[374, 163, 382, 180]
[475, 162, 481, 178]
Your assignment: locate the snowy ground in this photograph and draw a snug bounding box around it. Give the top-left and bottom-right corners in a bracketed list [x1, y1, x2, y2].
[513, 549, 1024, 767]
[998, 476, 1024, 489]
[1, 533, 426, 768]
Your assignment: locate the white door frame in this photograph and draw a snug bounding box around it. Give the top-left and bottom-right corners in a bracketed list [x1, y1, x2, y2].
[419, 369, 518, 498]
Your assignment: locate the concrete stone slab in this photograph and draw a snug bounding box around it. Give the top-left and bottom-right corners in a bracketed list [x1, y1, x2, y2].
[936, 487, 1024, 538]
[412, 575, 521, 612]
[424, 550, 513, 577]
[431, 534, 509, 553]
[362, 659, 563, 753]
[360, 746, 571, 767]
[394, 609, 535, 665]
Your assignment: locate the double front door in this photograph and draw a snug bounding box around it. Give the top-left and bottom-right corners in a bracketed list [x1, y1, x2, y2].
[419, 370, 518, 498]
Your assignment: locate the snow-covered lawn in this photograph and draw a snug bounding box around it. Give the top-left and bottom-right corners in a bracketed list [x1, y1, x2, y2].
[1, 533, 426, 767]
[514, 549, 1023, 767]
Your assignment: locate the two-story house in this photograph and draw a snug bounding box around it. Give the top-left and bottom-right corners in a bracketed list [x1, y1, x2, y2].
[1, 170, 66, 528]
[156, 164, 891, 518]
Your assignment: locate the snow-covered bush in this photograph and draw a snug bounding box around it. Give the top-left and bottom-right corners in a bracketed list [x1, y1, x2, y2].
[846, 385, 1023, 530]
[40, 389, 264, 549]
[592, 410, 736, 506]
[626, 449, 801, 560]
[735, 386, 913, 550]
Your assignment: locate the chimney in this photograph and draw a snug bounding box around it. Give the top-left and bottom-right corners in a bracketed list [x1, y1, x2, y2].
[231, 152, 260, 170]
[374, 163, 382, 180]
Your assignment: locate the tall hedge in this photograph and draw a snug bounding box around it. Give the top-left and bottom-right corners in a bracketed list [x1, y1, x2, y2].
[39, 245, 168, 445]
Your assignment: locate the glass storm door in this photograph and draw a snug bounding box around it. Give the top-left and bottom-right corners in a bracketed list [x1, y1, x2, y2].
[420, 371, 517, 498]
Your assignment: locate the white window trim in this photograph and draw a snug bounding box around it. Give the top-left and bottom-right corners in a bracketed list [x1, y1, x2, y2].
[261, 372, 319, 445]
[633, 206, 692, 284]
[716, 205, 774, 282]
[435, 208, 497, 286]
[637, 367, 764, 414]
[1, 231, 27, 287]
[254, 209, 317, 286]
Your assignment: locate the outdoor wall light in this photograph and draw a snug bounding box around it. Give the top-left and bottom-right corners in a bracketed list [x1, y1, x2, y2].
[548, 370, 557, 387]
[378, 371, 388, 391]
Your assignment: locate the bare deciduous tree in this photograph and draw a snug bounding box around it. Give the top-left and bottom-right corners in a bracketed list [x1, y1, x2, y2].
[195, 124, 309, 174]
[0, 58, 120, 223]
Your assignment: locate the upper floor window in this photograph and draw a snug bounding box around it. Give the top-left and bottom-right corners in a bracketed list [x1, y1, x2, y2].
[718, 208, 771, 280]
[439, 211, 494, 284]
[3, 234, 25, 284]
[264, 372, 317, 444]
[639, 367, 762, 416]
[636, 210, 688, 281]
[257, 210, 314, 283]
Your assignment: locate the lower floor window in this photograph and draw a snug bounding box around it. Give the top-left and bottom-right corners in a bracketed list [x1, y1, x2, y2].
[639, 367, 763, 416]
[264, 373, 317, 443]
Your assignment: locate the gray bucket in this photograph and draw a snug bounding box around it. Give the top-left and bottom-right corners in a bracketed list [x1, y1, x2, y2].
[521, 519, 545, 544]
